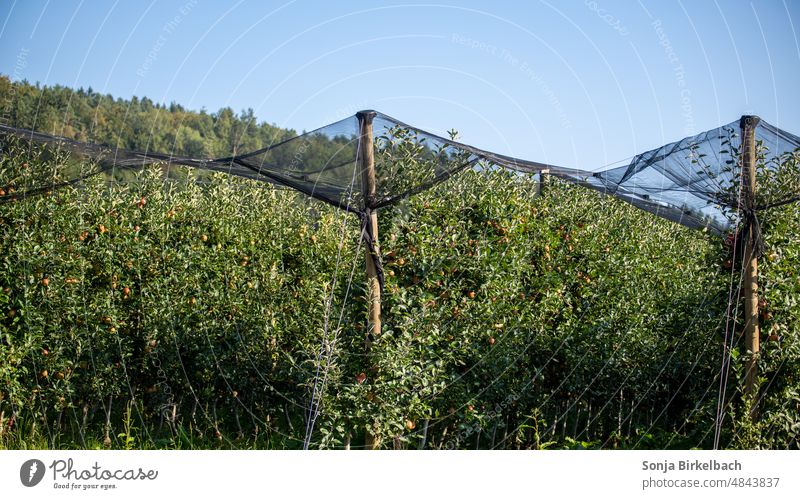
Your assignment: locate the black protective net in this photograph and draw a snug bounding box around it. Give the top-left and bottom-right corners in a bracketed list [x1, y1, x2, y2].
[2, 112, 799, 234]
[367, 113, 800, 235]
[0, 116, 361, 210]
[552, 118, 800, 234]
[226, 115, 360, 210]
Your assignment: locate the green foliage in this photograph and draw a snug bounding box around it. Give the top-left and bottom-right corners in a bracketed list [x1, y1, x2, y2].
[738, 151, 800, 449]
[0, 79, 798, 449]
[0, 76, 293, 158]
[0, 139, 746, 450]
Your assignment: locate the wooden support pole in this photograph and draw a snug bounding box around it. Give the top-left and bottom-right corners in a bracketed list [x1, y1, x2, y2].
[357, 110, 381, 449]
[536, 168, 550, 196]
[740, 115, 761, 415]
[357, 110, 381, 348]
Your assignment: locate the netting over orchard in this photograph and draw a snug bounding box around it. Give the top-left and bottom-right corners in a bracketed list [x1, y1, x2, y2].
[1, 111, 799, 235]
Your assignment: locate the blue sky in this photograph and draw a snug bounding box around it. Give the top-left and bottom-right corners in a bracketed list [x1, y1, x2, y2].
[1, 0, 798, 170]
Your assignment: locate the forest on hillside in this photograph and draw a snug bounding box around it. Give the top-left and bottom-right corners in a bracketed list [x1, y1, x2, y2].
[0, 76, 294, 158]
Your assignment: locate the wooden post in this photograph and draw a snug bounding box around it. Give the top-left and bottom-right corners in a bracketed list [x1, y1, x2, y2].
[740, 115, 760, 415]
[536, 168, 550, 196]
[357, 110, 382, 449]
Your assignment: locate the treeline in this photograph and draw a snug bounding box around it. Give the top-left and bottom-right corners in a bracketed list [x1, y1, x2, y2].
[0, 76, 295, 158]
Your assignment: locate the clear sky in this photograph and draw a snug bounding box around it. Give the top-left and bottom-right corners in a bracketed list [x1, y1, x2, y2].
[1, 0, 798, 170]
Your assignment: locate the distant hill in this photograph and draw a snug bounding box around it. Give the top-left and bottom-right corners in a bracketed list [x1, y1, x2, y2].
[0, 76, 296, 159]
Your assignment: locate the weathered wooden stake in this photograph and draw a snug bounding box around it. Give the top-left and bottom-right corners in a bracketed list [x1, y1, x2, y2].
[740, 115, 761, 416]
[536, 168, 550, 196]
[357, 110, 382, 449]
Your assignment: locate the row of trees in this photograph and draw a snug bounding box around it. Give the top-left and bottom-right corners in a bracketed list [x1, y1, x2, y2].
[0, 76, 294, 158]
[0, 79, 797, 449]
